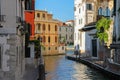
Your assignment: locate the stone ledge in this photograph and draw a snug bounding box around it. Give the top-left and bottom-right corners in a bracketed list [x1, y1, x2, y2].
[66, 55, 120, 79]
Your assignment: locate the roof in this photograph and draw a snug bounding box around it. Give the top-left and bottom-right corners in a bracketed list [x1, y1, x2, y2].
[79, 22, 96, 31]
[79, 26, 96, 31]
[85, 22, 96, 27]
[66, 20, 74, 22]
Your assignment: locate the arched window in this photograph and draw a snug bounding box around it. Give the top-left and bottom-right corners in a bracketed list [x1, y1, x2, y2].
[26, 23, 32, 35]
[48, 36, 50, 43]
[43, 36, 46, 42]
[48, 24, 50, 31]
[43, 14, 45, 19]
[55, 36, 57, 42]
[98, 7, 103, 15]
[38, 23, 41, 30]
[43, 24, 46, 31]
[106, 7, 110, 16]
[55, 25, 57, 31]
[37, 13, 40, 17]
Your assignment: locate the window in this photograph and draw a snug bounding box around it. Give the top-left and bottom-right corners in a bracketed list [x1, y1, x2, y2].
[79, 8, 81, 13]
[66, 28, 67, 31]
[74, 7, 76, 11]
[55, 25, 57, 31]
[79, 19, 81, 24]
[38, 23, 41, 30]
[71, 35, 73, 39]
[81, 19, 82, 24]
[106, 7, 110, 16]
[0, 46, 1, 68]
[86, 4, 92, 10]
[48, 36, 50, 43]
[37, 13, 40, 17]
[43, 36, 46, 43]
[59, 27, 61, 31]
[55, 47, 57, 50]
[98, 7, 102, 15]
[55, 36, 57, 42]
[100, 0, 103, 2]
[43, 14, 45, 19]
[59, 34, 61, 39]
[48, 47, 50, 50]
[66, 34, 67, 40]
[43, 24, 46, 31]
[25, 0, 32, 10]
[48, 24, 50, 31]
[62, 47, 64, 50]
[78, 33, 80, 40]
[27, 23, 32, 35]
[75, 33, 76, 40]
[80, 32, 82, 46]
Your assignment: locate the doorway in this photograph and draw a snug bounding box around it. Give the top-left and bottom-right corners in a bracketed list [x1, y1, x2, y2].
[92, 39, 97, 57]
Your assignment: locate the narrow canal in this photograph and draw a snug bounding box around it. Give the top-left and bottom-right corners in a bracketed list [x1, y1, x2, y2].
[44, 50, 110, 80]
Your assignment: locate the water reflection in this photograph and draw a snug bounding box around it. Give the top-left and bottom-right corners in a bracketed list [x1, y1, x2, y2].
[73, 63, 109, 80]
[44, 51, 110, 80]
[44, 56, 75, 80]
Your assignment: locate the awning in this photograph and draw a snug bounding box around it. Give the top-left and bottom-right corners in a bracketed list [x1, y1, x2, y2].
[79, 22, 96, 32]
[79, 26, 96, 31]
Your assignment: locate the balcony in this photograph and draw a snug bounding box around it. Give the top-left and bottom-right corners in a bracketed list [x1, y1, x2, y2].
[97, 15, 110, 21]
[0, 15, 6, 22]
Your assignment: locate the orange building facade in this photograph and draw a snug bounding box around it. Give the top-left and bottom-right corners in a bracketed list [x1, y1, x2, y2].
[35, 10, 59, 55]
[25, 11, 35, 40]
[25, 0, 35, 40]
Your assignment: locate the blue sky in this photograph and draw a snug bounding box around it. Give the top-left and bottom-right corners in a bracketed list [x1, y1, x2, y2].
[35, 0, 74, 22]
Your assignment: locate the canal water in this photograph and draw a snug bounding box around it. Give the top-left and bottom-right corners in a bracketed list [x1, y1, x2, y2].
[44, 50, 110, 80]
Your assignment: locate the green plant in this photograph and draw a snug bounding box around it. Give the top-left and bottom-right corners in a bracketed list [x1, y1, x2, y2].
[29, 40, 45, 51]
[96, 17, 112, 42]
[60, 36, 66, 43]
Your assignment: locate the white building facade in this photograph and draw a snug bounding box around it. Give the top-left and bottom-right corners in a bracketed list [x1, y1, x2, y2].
[0, 0, 25, 80]
[58, 22, 74, 45]
[74, 0, 97, 57]
[74, 0, 113, 58]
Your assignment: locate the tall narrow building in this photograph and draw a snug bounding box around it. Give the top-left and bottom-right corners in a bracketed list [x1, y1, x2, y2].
[35, 10, 59, 55]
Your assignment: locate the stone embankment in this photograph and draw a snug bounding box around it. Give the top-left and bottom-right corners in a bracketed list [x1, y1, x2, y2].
[66, 54, 120, 80]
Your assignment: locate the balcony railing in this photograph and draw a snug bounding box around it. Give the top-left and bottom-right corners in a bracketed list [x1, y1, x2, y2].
[0, 15, 6, 22]
[97, 15, 110, 21]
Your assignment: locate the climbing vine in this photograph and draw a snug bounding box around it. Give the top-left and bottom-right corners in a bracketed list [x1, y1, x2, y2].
[96, 17, 112, 43]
